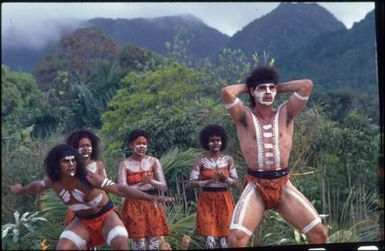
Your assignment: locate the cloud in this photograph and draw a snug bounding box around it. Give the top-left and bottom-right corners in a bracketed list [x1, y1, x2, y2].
[3, 18, 87, 50]
[1, 2, 374, 50]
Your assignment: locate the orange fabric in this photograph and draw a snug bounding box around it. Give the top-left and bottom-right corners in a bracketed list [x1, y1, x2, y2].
[196, 190, 235, 237]
[121, 171, 169, 238]
[64, 208, 76, 226]
[126, 171, 153, 185]
[245, 174, 290, 209]
[200, 168, 229, 180]
[79, 207, 115, 247]
[120, 199, 169, 238]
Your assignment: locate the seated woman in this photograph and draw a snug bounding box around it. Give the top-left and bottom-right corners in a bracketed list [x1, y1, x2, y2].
[10, 144, 173, 250]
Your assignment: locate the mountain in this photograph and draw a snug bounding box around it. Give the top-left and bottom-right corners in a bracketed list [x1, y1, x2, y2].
[86, 14, 230, 60]
[1, 20, 87, 72]
[2, 14, 229, 72]
[225, 2, 346, 62]
[277, 10, 377, 93]
[33, 27, 120, 91]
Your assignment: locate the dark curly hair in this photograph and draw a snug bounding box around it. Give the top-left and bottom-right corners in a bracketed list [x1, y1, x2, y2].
[200, 124, 227, 151]
[44, 144, 91, 187]
[65, 128, 101, 160]
[127, 129, 149, 144]
[246, 66, 280, 107]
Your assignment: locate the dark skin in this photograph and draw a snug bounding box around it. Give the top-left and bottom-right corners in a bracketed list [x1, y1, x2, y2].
[221, 79, 328, 247]
[10, 156, 173, 250]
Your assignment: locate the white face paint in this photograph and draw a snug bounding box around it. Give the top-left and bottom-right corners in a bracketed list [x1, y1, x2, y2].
[254, 83, 277, 106]
[62, 156, 76, 176]
[78, 146, 92, 158]
[208, 136, 222, 152]
[134, 144, 147, 156]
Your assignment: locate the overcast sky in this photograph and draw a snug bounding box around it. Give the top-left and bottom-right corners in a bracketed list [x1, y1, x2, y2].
[2, 2, 375, 49]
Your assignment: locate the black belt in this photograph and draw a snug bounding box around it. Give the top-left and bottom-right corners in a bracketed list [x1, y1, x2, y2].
[247, 168, 290, 180]
[144, 189, 158, 195]
[78, 199, 113, 219]
[202, 187, 228, 192]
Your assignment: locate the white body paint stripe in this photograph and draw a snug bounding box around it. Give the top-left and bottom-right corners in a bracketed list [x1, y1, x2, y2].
[60, 230, 86, 250]
[230, 183, 255, 236]
[284, 186, 321, 233]
[225, 97, 240, 110]
[106, 226, 128, 246]
[294, 92, 309, 101]
[302, 218, 321, 234]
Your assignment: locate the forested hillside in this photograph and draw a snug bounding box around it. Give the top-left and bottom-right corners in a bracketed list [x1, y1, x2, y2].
[226, 2, 345, 61]
[87, 14, 230, 60]
[1, 2, 382, 250]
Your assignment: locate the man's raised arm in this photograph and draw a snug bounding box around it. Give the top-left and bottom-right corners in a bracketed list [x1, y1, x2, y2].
[221, 84, 248, 122]
[276, 79, 313, 122]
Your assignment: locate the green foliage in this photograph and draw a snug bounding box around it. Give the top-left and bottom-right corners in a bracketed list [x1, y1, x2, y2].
[1, 19, 382, 248]
[101, 63, 227, 158]
[1, 65, 46, 135]
[2, 130, 63, 223]
[33, 27, 120, 92]
[2, 210, 49, 250]
[165, 26, 194, 68]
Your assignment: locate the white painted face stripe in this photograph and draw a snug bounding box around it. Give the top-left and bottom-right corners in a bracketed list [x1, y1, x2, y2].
[264, 143, 273, 148]
[302, 218, 321, 234]
[106, 226, 128, 246]
[265, 152, 274, 157]
[284, 186, 319, 219]
[63, 156, 75, 161]
[59, 230, 86, 250]
[254, 84, 277, 106]
[265, 160, 274, 165]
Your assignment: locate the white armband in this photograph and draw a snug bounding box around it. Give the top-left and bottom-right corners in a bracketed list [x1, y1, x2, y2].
[101, 178, 115, 188]
[224, 97, 240, 110]
[198, 180, 208, 187]
[225, 177, 235, 185]
[293, 92, 309, 101]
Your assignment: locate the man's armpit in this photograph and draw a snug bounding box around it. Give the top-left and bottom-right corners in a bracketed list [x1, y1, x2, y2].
[286, 111, 294, 127]
[240, 113, 248, 128]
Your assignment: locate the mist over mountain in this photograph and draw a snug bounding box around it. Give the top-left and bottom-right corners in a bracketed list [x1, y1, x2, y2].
[2, 18, 90, 72]
[1, 2, 377, 97]
[2, 14, 228, 72]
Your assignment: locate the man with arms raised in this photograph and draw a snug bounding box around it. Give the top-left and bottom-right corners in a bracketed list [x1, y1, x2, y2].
[221, 65, 328, 247]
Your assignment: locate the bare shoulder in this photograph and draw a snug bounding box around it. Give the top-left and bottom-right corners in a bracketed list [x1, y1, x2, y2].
[42, 176, 54, 188]
[96, 160, 105, 169]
